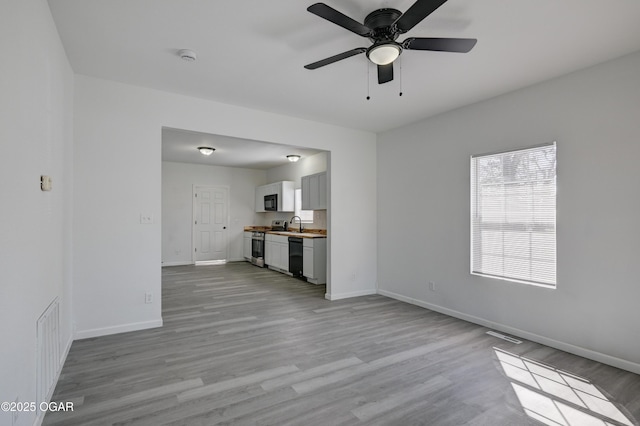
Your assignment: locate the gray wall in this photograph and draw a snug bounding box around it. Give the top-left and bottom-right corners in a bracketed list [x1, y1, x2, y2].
[0, 0, 75, 424]
[377, 51, 640, 373]
[161, 161, 267, 265]
[72, 74, 377, 339]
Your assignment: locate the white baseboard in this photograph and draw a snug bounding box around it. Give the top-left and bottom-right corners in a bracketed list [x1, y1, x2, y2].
[161, 261, 193, 267]
[325, 288, 377, 301]
[163, 259, 247, 267]
[377, 289, 640, 375]
[75, 319, 163, 340]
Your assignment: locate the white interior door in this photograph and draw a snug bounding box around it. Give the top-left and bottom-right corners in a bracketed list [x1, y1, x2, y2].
[193, 185, 228, 262]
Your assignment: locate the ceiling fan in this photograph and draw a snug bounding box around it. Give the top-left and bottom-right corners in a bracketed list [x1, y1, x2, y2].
[304, 0, 477, 84]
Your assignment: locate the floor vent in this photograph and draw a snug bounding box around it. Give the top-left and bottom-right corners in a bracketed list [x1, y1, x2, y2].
[487, 330, 522, 344]
[36, 298, 61, 412]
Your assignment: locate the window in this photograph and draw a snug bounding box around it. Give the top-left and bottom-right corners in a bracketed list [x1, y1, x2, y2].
[294, 188, 314, 223]
[471, 143, 556, 287]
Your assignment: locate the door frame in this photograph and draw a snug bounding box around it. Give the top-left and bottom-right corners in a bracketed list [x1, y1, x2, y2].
[192, 184, 230, 264]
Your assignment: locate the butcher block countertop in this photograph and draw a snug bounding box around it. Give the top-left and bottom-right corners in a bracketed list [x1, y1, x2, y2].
[267, 231, 326, 239]
[244, 226, 327, 239]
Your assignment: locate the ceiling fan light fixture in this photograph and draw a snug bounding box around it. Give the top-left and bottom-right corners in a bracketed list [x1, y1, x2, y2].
[198, 146, 215, 155]
[287, 155, 301, 162]
[367, 43, 401, 65]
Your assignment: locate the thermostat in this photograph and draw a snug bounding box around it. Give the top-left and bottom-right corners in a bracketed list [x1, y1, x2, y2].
[41, 175, 52, 191]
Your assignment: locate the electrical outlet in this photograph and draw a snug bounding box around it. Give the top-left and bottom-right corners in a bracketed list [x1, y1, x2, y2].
[145, 292, 153, 304]
[428, 281, 436, 291]
[140, 214, 153, 224]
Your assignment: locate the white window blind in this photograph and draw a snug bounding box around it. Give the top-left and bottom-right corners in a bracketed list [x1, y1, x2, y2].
[471, 143, 557, 287]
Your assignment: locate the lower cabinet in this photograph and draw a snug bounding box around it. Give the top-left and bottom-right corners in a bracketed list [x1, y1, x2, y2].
[243, 232, 252, 260]
[303, 238, 327, 284]
[265, 234, 289, 272]
[264, 234, 327, 284]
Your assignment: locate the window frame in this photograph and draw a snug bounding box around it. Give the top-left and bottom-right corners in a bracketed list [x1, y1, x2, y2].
[294, 188, 314, 224]
[470, 142, 557, 288]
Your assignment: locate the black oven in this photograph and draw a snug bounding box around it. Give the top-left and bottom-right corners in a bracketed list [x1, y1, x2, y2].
[264, 194, 277, 211]
[251, 231, 265, 267]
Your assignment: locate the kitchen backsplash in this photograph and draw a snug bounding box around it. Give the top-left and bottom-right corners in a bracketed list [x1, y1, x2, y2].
[263, 210, 327, 230]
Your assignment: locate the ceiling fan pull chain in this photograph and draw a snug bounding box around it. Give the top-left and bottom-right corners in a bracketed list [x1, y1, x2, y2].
[366, 61, 371, 100]
[399, 56, 403, 97]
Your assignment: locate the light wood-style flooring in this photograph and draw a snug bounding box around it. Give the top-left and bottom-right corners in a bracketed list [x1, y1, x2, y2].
[44, 262, 640, 425]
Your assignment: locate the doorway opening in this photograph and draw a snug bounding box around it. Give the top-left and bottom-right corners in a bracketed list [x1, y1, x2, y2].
[160, 126, 331, 300]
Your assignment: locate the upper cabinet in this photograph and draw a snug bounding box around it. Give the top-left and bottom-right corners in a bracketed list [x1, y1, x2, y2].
[255, 185, 265, 213]
[301, 171, 327, 210]
[255, 181, 295, 212]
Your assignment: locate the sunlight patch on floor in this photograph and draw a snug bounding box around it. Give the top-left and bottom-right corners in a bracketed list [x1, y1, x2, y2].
[495, 348, 634, 426]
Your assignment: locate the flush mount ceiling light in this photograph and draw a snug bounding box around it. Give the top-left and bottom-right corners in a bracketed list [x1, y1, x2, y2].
[287, 155, 301, 162]
[177, 49, 197, 62]
[366, 42, 402, 65]
[198, 146, 215, 155]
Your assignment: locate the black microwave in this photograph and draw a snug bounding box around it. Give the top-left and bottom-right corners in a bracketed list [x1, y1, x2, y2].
[264, 194, 277, 211]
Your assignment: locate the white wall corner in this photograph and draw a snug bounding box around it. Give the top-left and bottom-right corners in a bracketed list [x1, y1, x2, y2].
[325, 289, 378, 301]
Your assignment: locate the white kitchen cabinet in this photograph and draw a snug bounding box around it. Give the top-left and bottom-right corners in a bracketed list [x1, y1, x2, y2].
[255, 181, 295, 212]
[301, 177, 310, 210]
[301, 172, 327, 210]
[264, 238, 273, 265]
[243, 232, 252, 260]
[264, 239, 275, 266]
[302, 246, 314, 278]
[279, 242, 289, 272]
[265, 234, 289, 272]
[317, 173, 327, 209]
[275, 181, 295, 212]
[303, 238, 327, 284]
[255, 185, 266, 213]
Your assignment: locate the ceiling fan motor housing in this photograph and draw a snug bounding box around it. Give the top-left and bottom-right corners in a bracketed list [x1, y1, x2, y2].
[364, 8, 402, 42]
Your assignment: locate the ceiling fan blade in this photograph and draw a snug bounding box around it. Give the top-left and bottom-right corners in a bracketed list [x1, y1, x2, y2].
[377, 64, 394, 84]
[393, 0, 448, 33]
[304, 48, 367, 70]
[403, 37, 477, 53]
[307, 3, 372, 37]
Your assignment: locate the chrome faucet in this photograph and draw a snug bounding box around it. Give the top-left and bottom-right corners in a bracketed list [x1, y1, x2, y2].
[290, 216, 303, 233]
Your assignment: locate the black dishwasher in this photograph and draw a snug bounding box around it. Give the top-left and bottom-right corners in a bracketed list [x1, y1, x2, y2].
[288, 237, 303, 278]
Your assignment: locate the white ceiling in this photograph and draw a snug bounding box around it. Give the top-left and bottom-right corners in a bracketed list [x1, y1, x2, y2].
[49, 0, 640, 135]
[162, 127, 323, 169]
